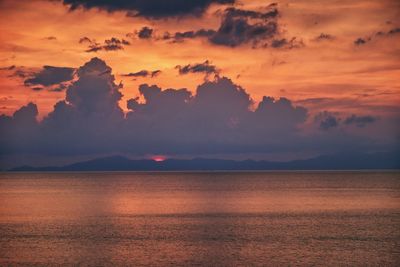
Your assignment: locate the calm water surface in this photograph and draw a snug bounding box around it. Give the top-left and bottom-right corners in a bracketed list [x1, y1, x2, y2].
[0, 171, 399, 266]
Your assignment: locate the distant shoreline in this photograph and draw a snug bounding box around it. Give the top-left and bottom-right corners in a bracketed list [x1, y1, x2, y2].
[6, 151, 399, 172]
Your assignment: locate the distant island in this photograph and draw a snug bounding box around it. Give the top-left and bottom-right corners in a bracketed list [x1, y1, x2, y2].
[9, 151, 400, 171]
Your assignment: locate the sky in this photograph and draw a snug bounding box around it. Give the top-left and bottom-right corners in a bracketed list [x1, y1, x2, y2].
[0, 0, 399, 168]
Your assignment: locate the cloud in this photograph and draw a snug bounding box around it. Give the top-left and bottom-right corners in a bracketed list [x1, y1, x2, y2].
[79, 36, 92, 44]
[24, 66, 75, 87]
[2, 65, 74, 92]
[122, 69, 161, 78]
[0, 57, 308, 157]
[13, 103, 38, 122]
[344, 115, 377, 127]
[65, 57, 123, 115]
[270, 37, 304, 49]
[0, 65, 16, 71]
[0, 103, 39, 154]
[314, 111, 339, 131]
[354, 27, 400, 46]
[175, 60, 219, 76]
[0, 57, 391, 164]
[157, 4, 284, 48]
[208, 6, 280, 47]
[354, 38, 368, 45]
[388, 27, 400, 35]
[43, 36, 57, 41]
[79, 37, 130, 52]
[137, 26, 153, 39]
[313, 33, 335, 41]
[163, 29, 216, 42]
[222, 5, 278, 19]
[314, 112, 378, 130]
[59, 0, 236, 19]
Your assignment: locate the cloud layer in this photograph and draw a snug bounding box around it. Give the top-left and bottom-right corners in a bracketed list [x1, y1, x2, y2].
[60, 0, 235, 19]
[0, 57, 386, 161]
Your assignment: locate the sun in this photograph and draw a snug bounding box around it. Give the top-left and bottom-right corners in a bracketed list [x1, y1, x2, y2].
[151, 155, 166, 162]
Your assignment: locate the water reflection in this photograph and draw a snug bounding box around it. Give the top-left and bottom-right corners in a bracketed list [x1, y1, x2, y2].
[0, 171, 399, 265]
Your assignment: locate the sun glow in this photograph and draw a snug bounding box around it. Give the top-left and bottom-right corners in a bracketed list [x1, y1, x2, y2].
[151, 155, 166, 162]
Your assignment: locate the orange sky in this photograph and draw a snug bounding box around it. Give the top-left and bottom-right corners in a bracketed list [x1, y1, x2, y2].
[0, 0, 399, 120]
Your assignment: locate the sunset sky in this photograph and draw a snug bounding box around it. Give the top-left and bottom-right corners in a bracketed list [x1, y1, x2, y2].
[0, 0, 399, 168]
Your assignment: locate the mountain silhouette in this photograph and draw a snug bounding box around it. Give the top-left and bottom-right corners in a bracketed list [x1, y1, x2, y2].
[9, 151, 400, 171]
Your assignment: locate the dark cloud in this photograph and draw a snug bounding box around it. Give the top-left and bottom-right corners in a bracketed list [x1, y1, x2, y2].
[344, 115, 377, 127]
[24, 66, 75, 87]
[314, 33, 335, 41]
[79, 36, 92, 44]
[354, 38, 368, 45]
[354, 27, 400, 46]
[0, 103, 39, 154]
[209, 6, 279, 47]
[122, 69, 161, 78]
[80, 37, 130, 52]
[0, 65, 35, 82]
[43, 36, 57, 41]
[0, 57, 311, 158]
[65, 57, 123, 115]
[49, 84, 68, 92]
[164, 29, 216, 42]
[222, 5, 278, 19]
[314, 111, 339, 131]
[270, 37, 303, 49]
[160, 4, 285, 48]
[271, 38, 288, 48]
[137, 26, 153, 39]
[0, 58, 391, 166]
[0, 65, 16, 71]
[59, 0, 235, 19]
[388, 27, 400, 35]
[176, 60, 219, 76]
[314, 112, 377, 130]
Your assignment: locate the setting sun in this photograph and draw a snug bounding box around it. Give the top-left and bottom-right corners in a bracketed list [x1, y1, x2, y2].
[151, 155, 166, 162]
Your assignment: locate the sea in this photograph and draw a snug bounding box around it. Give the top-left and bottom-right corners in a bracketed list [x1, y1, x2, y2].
[0, 171, 399, 266]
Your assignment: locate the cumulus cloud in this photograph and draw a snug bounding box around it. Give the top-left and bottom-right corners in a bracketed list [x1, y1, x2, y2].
[0, 103, 39, 154]
[0, 57, 309, 157]
[0, 57, 389, 163]
[59, 0, 235, 19]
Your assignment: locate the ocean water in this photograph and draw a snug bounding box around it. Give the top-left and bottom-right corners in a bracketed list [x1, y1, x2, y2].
[0, 171, 399, 266]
